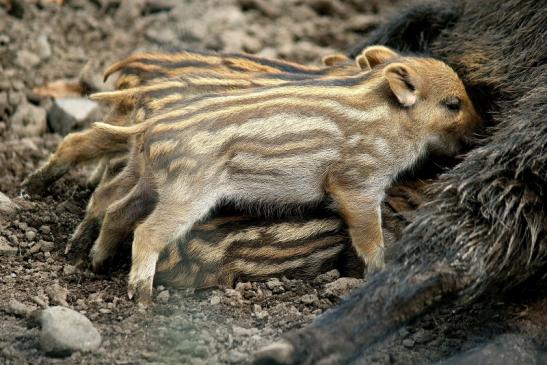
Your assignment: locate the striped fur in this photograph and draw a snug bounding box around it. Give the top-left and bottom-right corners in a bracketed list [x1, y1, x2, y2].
[57, 49, 379, 271]
[89, 47, 481, 303]
[103, 49, 363, 90]
[23, 49, 365, 194]
[154, 181, 426, 288]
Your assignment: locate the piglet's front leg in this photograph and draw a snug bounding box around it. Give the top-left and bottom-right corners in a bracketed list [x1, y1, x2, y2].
[327, 180, 385, 275]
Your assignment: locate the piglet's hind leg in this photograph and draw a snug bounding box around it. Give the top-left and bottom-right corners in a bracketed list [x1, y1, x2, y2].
[128, 192, 218, 304]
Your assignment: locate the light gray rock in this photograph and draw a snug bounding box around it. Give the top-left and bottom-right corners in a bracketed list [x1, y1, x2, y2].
[314, 269, 340, 284]
[16, 50, 41, 69]
[402, 338, 415, 348]
[34, 35, 52, 60]
[40, 306, 101, 356]
[39, 240, 55, 252]
[63, 264, 77, 276]
[7, 298, 34, 317]
[266, 278, 282, 290]
[0, 237, 18, 256]
[0, 34, 10, 47]
[47, 97, 99, 135]
[25, 230, 36, 242]
[300, 294, 319, 305]
[157, 290, 170, 303]
[228, 349, 247, 364]
[233, 326, 257, 337]
[45, 284, 69, 307]
[0, 191, 18, 216]
[324, 277, 363, 298]
[145, 27, 177, 44]
[10, 102, 47, 137]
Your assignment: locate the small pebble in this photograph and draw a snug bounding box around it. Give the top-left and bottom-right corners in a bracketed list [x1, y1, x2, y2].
[265, 278, 282, 290]
[63, 264, 77, 276]
[7, 298, 33, 317]
[0, 240, 18, 256]
[300, 294, 319, 305]
[25, 230, 36, 242]
[402, 338, 415, 348]
[157, 290, 170, 303]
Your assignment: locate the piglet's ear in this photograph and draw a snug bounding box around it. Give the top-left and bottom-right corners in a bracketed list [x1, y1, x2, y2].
[383, 63, 420, 107]
[357, 45, 399, 70]
[322, 53, 350, 66]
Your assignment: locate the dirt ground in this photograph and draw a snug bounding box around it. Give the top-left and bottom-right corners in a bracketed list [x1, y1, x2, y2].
[0, 1, 545, 364]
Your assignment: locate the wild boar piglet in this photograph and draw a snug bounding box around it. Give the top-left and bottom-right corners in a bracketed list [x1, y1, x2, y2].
[23, 48, 365, 194]
[94, 46, 481, 302]
[57, 49, 374, 262]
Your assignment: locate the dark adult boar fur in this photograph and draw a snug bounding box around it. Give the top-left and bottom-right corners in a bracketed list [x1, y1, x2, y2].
[254, 0, 547, 363]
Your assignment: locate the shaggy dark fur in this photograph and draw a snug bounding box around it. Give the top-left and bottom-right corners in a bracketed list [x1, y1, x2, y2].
[254, 0, 546, 363]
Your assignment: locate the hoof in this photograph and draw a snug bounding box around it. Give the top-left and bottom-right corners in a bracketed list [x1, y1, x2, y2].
[127, 277, 153, 306]
[22, 172, 47, 195]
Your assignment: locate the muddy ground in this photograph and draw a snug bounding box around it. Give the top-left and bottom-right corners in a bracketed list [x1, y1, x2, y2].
[0, 1, 545, 364]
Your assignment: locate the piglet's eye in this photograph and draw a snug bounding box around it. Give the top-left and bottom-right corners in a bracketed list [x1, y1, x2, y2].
[444, 97, 461, 111]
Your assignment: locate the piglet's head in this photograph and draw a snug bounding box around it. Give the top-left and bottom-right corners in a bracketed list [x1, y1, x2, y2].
[360, 46, 482, 156]
[386, 56, 481, 155]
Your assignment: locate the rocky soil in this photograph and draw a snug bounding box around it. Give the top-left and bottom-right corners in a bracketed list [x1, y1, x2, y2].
[0, 1, 545, 364]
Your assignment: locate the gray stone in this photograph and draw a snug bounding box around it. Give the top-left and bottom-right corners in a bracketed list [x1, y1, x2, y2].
[413, 328, 432, 344]
[7, 298, 34, 317]
[25, 230, 36, 242]
[63, 264, 77, 276]
[8, 90, 24, 106]
[157, 290, 170, 303]
[220, 29, 261, 53]
[324, 277, 363, 298]
[10, 102, 47, 137]
[40, 306, 101, 356]
[228, 349, 247, 364]
[16, 50, 41, 69]
[254, 341, 295, 365]
[0, 34, 10, 47]
[255, 310, 269, 320]
[235, 281, 252, 291]
[210, 296, 221, 305]
[314, 269, 340, 284]
[300, 294, 319, 305]
[233, 326, 257, 337]
[47, 97, 99, 136]
[266, 278, 282, 290]
[29, 242, 42, 254]
[45, 284, 69, 306]
[39, 240, 55, 252]
[34, 35, 52, 60]
[345, 14, 380, 31]
[0, 237, 18, 256]
[402, 338, 415, 348]
[145, 27, 177, 44]
[0, 191, 18, 217]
